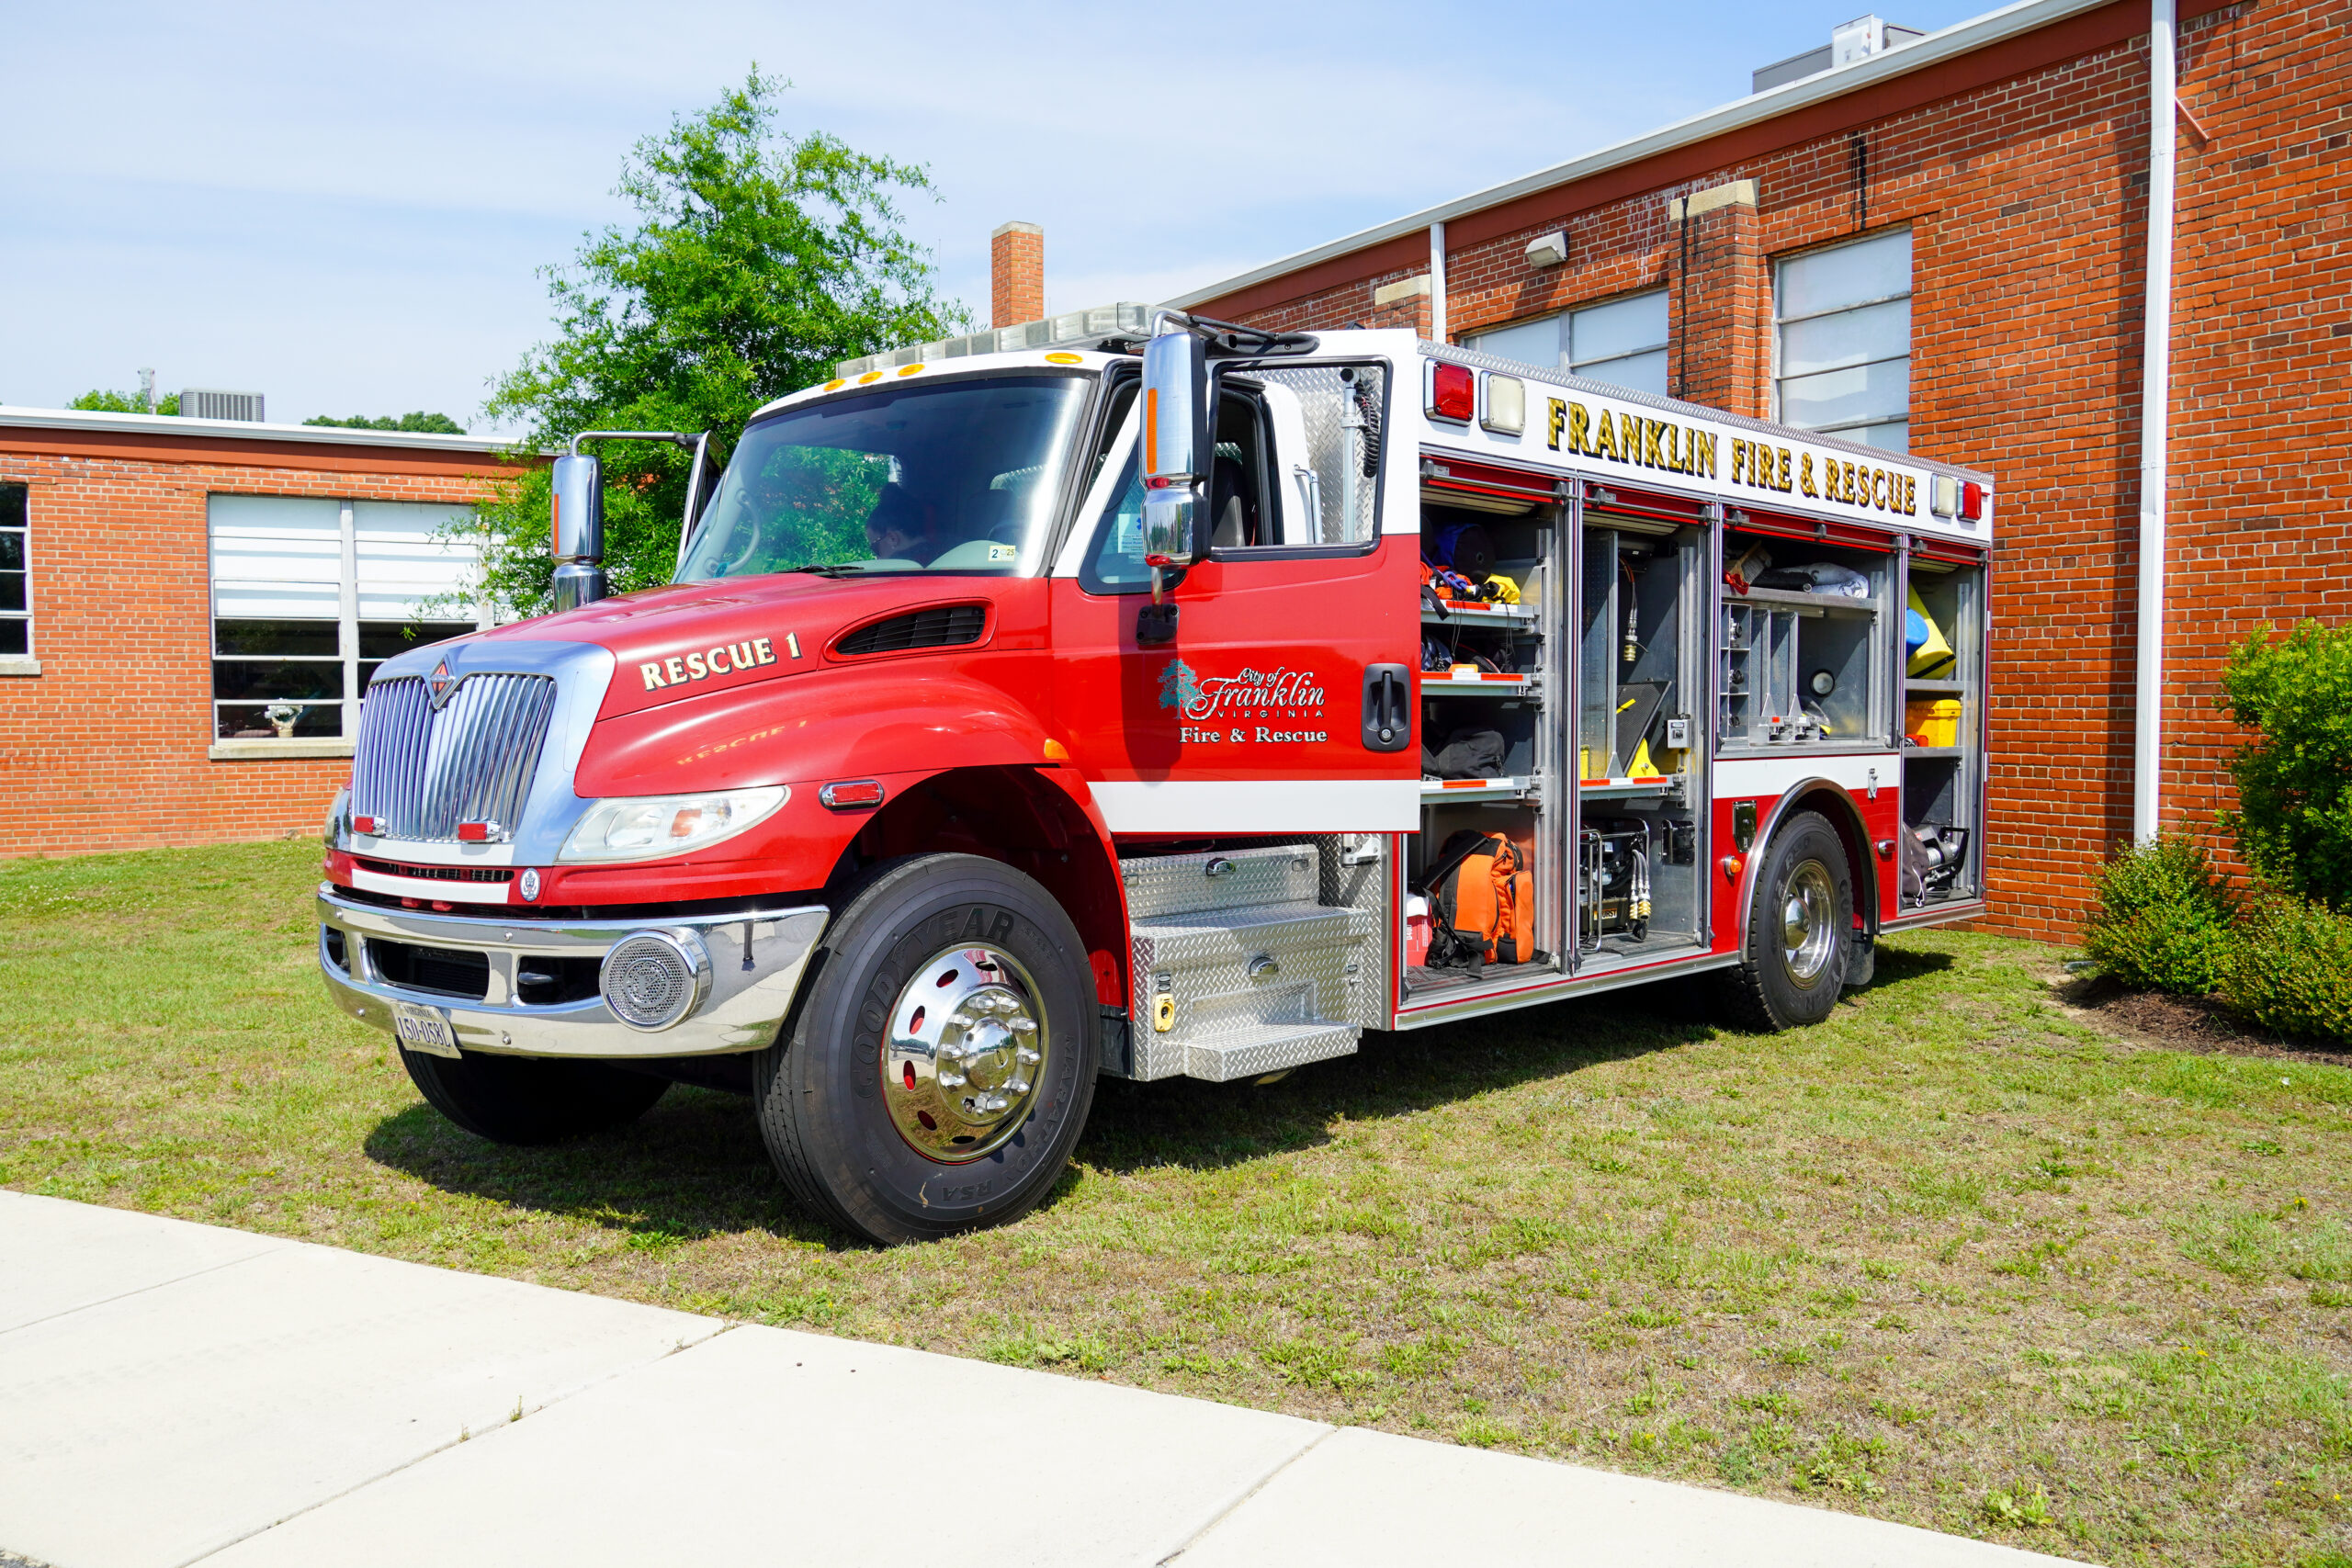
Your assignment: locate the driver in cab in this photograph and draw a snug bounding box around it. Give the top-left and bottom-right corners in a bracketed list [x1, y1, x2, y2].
[864, 484, 941, 565]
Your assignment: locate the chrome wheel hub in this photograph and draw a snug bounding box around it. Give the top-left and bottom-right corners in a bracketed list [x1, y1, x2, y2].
[1780, 859, 1838, 988]
[881, 942, 1048, 1161]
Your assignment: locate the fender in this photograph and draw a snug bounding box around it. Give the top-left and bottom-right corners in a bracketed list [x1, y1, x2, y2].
[1723, 777, 1885, 948]
[832, 764, 1134, 1010]
[575, 662, 1060, 797]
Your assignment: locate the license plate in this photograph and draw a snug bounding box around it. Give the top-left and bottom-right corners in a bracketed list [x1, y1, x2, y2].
[390, 999, 461, 1058]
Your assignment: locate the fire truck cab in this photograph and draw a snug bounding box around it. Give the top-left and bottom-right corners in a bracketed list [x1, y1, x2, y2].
[317, 315, 1993, 1246]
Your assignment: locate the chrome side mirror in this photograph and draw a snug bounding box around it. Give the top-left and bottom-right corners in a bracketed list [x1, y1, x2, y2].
[1140, 328, 1209, 571]
[550, 452, 605, 612]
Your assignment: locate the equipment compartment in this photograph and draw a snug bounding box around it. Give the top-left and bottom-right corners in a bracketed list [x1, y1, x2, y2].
[1718, 529, 1892, 750]
[1899, 551, 1987, 907]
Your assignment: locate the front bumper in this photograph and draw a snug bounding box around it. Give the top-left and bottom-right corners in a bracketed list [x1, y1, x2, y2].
[316, 885, 829, 1059]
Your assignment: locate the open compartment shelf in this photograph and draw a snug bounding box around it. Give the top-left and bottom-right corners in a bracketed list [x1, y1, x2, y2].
[1423, 777, 1535, 802]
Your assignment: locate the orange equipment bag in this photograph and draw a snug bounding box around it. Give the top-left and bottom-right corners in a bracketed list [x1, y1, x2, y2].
[1424, 830, 1534, 969]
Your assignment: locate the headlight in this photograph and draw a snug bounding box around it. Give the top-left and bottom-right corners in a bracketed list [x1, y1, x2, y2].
[558, 786, 787, 863]
[323, 785, 350, 846]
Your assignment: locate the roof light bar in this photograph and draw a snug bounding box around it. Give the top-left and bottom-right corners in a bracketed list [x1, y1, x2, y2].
[836, 302, 1154, 378]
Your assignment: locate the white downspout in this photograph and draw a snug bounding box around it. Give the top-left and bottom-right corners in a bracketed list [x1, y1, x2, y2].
[1429, 221, 1449, 343]
[2133, 0, 2178, 843]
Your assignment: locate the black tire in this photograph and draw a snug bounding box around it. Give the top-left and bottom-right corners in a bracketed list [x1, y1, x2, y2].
[1715, 809, 1854, 1032]
[754, 853, 1100, 1246]
[400, 1049, 669, 1145]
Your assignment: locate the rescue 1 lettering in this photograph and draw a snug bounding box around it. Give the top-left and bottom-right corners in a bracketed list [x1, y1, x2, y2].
[641, 637, 778, 691]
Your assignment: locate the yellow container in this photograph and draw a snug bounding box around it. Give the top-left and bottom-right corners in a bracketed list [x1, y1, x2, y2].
[1906, 696, 1962, 748]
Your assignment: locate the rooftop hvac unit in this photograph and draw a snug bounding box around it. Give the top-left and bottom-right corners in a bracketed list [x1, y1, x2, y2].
[1751, 15, 1923, 94]
[181, 389, 266, 422]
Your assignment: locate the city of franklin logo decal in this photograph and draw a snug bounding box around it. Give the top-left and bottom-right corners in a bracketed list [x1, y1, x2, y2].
[427, 660, 457, 709]
[1157, 659, 1203, 713]
[1158, 659, 1330, 746]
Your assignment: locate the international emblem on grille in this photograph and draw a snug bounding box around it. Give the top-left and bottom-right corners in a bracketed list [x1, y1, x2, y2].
[349, 671, 559, 843]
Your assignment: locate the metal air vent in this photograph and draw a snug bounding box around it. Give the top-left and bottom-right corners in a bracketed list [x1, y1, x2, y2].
[181, 389, 266, 422]
[835, 604, 989, 657]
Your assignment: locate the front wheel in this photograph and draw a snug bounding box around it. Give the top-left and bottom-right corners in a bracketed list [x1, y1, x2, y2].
[754, 853, 1100, 1246]
[1715, 809, 1854, 1031]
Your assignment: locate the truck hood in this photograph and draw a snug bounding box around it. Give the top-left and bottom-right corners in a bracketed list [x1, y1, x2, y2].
[467, 572, 1012, 720]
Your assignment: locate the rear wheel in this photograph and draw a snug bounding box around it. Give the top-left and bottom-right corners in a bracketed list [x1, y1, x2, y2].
[1716, 809, 1854, 1031]
[400, 1049, 668, 1145]
[755, 853, 1099, 1246]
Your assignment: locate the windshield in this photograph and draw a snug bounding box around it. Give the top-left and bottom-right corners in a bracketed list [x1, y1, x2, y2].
[678, 374, 1091, 581]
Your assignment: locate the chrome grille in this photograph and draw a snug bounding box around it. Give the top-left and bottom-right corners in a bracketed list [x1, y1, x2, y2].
[351, 673, 559, 841]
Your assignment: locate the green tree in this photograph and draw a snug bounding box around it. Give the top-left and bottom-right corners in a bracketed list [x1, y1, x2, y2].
[469, 69, 967, 615]
[305, 412, 467, 434]
[2219, 619, 2352, 908]
[70, 388, 179, 415]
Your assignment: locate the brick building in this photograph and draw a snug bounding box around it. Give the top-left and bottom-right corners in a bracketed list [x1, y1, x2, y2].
[0, 410, 530, 856]
[1166, 0, 2349, 942]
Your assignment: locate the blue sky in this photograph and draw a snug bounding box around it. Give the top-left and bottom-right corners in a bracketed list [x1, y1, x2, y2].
[2, 0, 1989, 435]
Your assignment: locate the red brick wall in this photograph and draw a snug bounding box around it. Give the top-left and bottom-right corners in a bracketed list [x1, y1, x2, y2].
[1194, 0, 2352, 942]
[0, 434, 527, 857]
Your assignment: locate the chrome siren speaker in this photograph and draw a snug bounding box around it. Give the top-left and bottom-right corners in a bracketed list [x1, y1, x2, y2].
[600, 929, 713, 1031]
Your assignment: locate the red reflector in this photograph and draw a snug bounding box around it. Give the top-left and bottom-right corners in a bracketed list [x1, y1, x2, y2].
[819, 779, 886, 810]
[456, 821, 494, 842]
[351, 815, 379, 835]
[1428, 362, 1475, 423]
[1960, 481, 1984, 520]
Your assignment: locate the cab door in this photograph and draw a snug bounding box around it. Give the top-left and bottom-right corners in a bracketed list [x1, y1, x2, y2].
[1048, 360, 1419, 838]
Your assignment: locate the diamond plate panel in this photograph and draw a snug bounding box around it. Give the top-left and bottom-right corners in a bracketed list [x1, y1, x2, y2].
[1127, 902, 1374, 1081]
[1121, 844, 1317, 920]
[1314, 833, 1391, 1031]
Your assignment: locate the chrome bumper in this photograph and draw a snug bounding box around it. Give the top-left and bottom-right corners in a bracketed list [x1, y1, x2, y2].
[316, 885, 829, 1059]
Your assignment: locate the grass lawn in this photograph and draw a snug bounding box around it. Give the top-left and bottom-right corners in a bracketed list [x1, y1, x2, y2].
[6, 842, 2350, 1565]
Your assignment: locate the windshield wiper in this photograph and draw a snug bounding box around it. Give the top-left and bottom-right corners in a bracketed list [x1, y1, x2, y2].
[786, 563, 863, 579]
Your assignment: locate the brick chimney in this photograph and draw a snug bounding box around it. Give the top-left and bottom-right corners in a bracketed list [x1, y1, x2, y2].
[990, 220, 1045, 328]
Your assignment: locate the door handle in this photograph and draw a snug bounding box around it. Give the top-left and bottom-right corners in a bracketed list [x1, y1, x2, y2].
[1362, 663, 1410, 752]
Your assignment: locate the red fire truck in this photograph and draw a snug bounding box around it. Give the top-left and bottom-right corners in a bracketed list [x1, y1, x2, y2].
[317, 313, 1993, 1245]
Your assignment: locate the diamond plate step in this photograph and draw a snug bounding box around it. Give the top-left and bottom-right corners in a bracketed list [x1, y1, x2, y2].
[1182, 1020, 1361, 1083]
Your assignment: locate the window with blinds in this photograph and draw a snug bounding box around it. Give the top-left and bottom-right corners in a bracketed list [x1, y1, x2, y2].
[207, 494, 485, 742]
[0, 485, 28, 659]
[1774, 228, 1913, 452]
[1464, 289, 1669, 398]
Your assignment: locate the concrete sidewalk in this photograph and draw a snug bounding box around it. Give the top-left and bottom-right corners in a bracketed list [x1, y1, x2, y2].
[0, 1191, 2081, 1568]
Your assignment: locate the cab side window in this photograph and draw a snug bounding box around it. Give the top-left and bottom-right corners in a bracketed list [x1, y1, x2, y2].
[1078, 362, 1386, 592]
[1206, 387, 1274, 549]
[1216, 364, 1385, 550]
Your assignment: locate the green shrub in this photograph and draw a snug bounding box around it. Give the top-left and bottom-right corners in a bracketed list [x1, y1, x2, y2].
[2218, 894, 2352, 1044]
[2082, 834, 2236, 995]
[2220, 621, 2352, 909]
